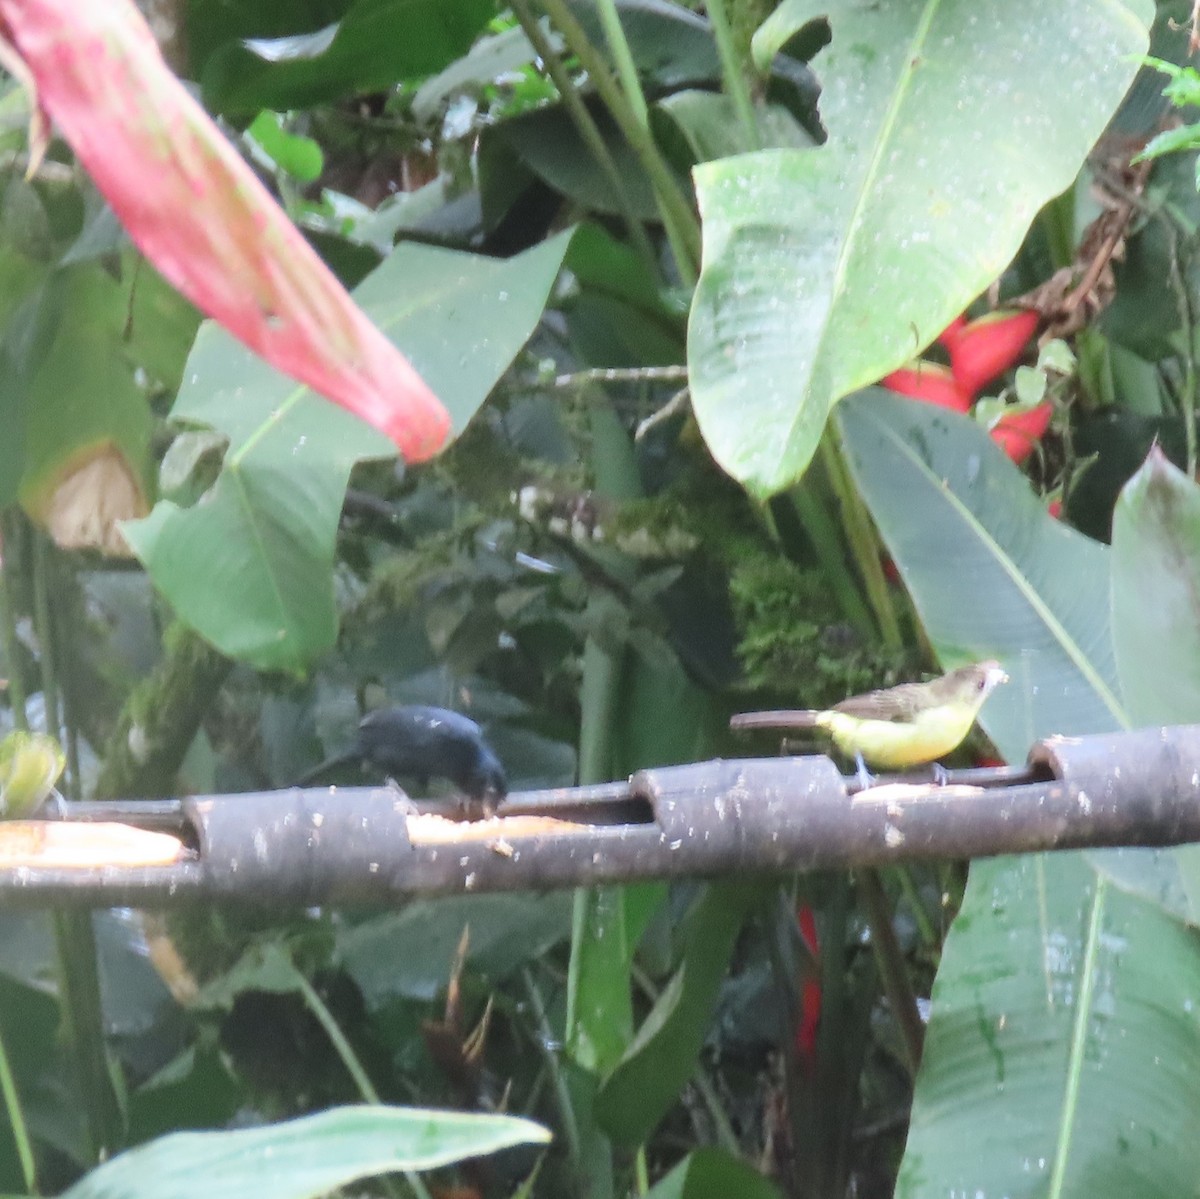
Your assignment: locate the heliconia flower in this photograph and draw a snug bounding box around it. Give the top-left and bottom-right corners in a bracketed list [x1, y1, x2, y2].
[945, 309, 1040, 397]
[936, 314, 968, 352]
[881, 362, 973, 413]
[990, 401, 1052, 464]
[0, 0, 451, 461]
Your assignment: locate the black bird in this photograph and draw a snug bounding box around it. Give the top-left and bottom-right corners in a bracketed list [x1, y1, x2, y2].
[297, 705, 507, 815]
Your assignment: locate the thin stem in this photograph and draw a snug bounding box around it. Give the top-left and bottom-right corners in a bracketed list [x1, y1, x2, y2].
[30, 532, 60, 740]
[634, 1148, 650, 1195]
[295, 967, 429, 1199]
[27, 528, 122, 1157]
[554, 365, 688, 388]
[782, 489, 876, 643]
[812, 874, 851, 1198]
[594, 0, 648, 127]
[705, 0, 760, 149]
[0, 511, 27, 730]
[536, 0, 702, 283]
[295, 969, 380, 1103]
[51, 911, 124, 1158]
[856, 869, 924, 1075]
[521, 968, 582, 1169]
[1166, 223, 1197, 476]
[566, 626, 624, 1053]
[894, 865, 938, 951]
[819, 432, 904, 652]
[511, 0, 660, 276]
[0, 1022, 36, 1193]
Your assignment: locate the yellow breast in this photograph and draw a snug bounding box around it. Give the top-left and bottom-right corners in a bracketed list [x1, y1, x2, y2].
[816, 706, 976, 768]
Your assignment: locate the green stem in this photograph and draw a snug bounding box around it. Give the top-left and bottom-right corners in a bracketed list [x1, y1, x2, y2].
[536, 0, 702, 284]
[0, 512, 27, 730]
[704, 0, 760, 149]
[812, 875, 850, 1198]
[782, 489, 875, 643]
[510, 0, 660, 277]
[856, 870, 924, 1076]
[894, 865, 937, 951]
[295, 967, 429, 1199]
[1166, 224, 1197, 476]
[296, 969, 380, 1103]
[30, 533, 60, 740]
[566, 627, 624, 1049]
[594, 0, 648, 127]
[0, 1023, 36, 1193]
[27, 529, 123, 1157]
[521, 968, 582, 1170]
[819, 432, 904, 652]
[52, 911, 124, 1158]
[634, 1148, 650, 1195]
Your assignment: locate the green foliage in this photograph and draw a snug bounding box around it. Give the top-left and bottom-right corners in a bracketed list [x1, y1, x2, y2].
[5, 2, 1200, 1198]
[729, 552, 906, 706]
[63, 1105, 549, 1199]
[1137, 56, 1200, 168]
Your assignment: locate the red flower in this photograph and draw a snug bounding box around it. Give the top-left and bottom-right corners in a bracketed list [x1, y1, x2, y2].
[945, 309, 1040, 396]
[936, 314, 968, 352]
[881, 363, 972, 413]
[0, 0, 451, 460]
[990, 402, 1052, 464]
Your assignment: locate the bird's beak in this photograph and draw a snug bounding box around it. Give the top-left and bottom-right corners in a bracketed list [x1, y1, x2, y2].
[987, 665, 1009, 689]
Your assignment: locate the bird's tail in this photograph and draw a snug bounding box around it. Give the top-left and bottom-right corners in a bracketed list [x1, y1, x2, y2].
[730, 709, 822, 731]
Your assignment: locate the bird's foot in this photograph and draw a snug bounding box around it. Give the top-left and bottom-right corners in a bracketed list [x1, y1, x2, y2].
[854, 752, 875, 790]
[454, 793, 499, 823]
[931, 762, 950, 786]
[34, 789, 67, 820]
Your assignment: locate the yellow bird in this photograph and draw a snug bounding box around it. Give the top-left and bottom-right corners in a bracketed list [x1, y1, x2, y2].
[730, 661, 1008, 779]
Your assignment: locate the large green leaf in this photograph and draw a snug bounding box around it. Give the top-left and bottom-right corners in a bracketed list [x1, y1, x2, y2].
[834, 395, 1200, 1196]
[63, 1106, 549, 1199]
[897, 854, 1200, 1197]
[1087, 447, 1200, 924]
[837, 391, 1126, 753]
[124, 232, 572, 672]
[1111, 446, 1200, 725]
[688, 0, 1151, 497]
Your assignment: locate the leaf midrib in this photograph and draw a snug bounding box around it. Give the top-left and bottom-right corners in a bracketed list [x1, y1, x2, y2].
[776, 0, 943, 483]
[873, 414, 1128, 729]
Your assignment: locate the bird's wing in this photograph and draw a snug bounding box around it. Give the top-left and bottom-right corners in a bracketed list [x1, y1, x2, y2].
[833, 681, 929, 722]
